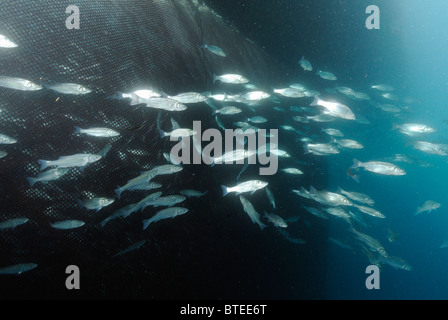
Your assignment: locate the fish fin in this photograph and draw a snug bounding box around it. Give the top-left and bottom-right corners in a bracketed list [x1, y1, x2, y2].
[159, 129, 167, 138]
[310, 186, 317, 193]
[99, 219, 108, 228]
[26, 177, 36, 187]
[114, 186, 122, 199]
[38, 160, 49, 171]
[76, 199, 84, 208]
[221, 185, 228, 197]
[351, 158, 362, 169]
[142, 219, 150, 230]
[309, 97, 320, 107]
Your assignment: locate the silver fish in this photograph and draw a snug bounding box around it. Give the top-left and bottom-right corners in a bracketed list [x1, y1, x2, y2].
[299, 56, 313, 71]
[371, 84, 394, 91]
[213, 106, 242, 115]
[0, 76, 42, 91]
[337, 188, 375, 206]
[323, 128, 344, 137]
[332, 138, 364, 149]
[273, 87, 305, 98]
[411, 141, 448, 155]
[140, 195, 186, 209]
[415, 200, 441, 215]
[281, 168, 304, 175]
[38, 153, 102, 170]
[159, 128, 196, 138]
[133, 191, 164, 212]
[0, 133, 17, 144]
[351, 159, 406, 175]
[0, 34, 18, 48]
[145, 97, 187, 111]
[305, 143, 340, 155]
[316, 70, 337, 80]
[27, 168, 70, 187]
[221, 180, 268, 196]
[142, 207, 189, 230]
[75, 127, 120, 137]
[201, 43, 227, 57]
[0, 218, 29, 230]
[354, 204, 386, 218]
[50, 220, 85, 230]
[263, 211, 287, 228]
[78, 197, 114, 212]
[47, 83, 92, 95]
[213, 73, 249, 84]
[100, 203, 139, 227]
[0, 263, 37, 275]
[310, 97, 355, 120]
[239, 195, 266, 230]
[168, 92, 208, 104]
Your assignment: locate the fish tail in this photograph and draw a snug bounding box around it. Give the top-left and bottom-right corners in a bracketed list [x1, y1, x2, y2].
[159, 129, 167, 138]
[76, 199, 84, 208]
[99, 219, 109, 228]
[38, 159, 49, 171]
[213, 73, 218, 84]
[26, 177, 36, 187]
[74, 126, 82, 134]
[309, 97, 320, 107]
[351, 158, 362, 169]
[221, 185, 229, 197]
[142, 219, 151, 230]
[114, 186, 122, 199]
[259, 222, 267, 231]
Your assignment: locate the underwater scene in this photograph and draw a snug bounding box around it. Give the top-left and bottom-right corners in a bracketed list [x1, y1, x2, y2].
[1, 0, 448, 301]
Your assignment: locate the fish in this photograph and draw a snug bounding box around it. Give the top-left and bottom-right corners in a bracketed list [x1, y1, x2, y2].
[332, 138, 364, 149]
[115, 89, 162, 105]
[47, 83, 92, 95]
[265, 187, 276, 209]
[26, 168, 70, 187]
[168, 92, 208, 104]
[179, 189, 208, 198]
[302, 205, 329, 219]
[371, 84, 394, 91]
[323, 128, 344, 137]
[281, 168, 304, 175]
[77, 197, 115, 212]
[379, 255, 413, 271]
[239, 195, 266, 230]
[0, 133, 17, 144]
[74, 127, 120, 137]
[310, 97, 355, 120]
[139, 195, 186, 209]
[351, 228, 389, 258]
[415, 200, 441, 215]
[381, 93, 398, 101]
[213, 106, 242, 115]
[411, 141, 448, 156]
[323, 207, 351, 219]
[351, 159, 406, 176]
[112, 240, 147, 258]
[50, 220, 85, 230]
[114, 171, 159, 199]
[0, 263, 37, 275]
[142, 207, 189, 230]
[263, 211, 287, 228]
[212, 149, 256, 165]
[354, 204, 386, 218]
[305, 143, 340, 155]
[97, 143, 112, 158]
[213, 73, 249, 84]
[100, 203, 139, 228]
[378, 104, 401, 113]
[277, 229, 306, 244]
[316, 70, 337, 80]
[200, 43, 227, 57]
[0, 218, 29, 230]
[273, 88, 305, 98]
[0, 76, 42, 91]
[0, 34, 18, 48]
[337, 188, 375, 206]
[159, 127, 196, 139]
[38, 153, 102, 170]
[299, 56, 313, 71]
[393, 123, 436, 136]
[307, 186, 354, 207]
[145, 97, 187, 111]
[0, 150, 7, 158]
[241, 91, 271, 101]
[221, 180, 268, 196]
[246, 116, 268, 124]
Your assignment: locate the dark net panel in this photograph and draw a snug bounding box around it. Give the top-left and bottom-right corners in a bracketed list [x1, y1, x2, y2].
[0, 0, 323, 299]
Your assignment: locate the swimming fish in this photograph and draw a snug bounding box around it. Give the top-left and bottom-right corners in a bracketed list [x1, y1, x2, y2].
[50, 220, 85, 230]
[0, 34, 18, 48]
[142, 207, 189, 230]
[47, 83, 92, 95]
[221, 180, 268, 196]
[74, 127, 120, 137]
[0, 263, 37, 275]
[0, 76, 42, 91]
[201, 43, 227, 57]
[38, 153, 102, 170]
[213, 73, 249, 84]
[299, 56, 313, 71]
[239, 195, 266, 230]
[26, 168, 70, 187]
[0, 218, 29, 230]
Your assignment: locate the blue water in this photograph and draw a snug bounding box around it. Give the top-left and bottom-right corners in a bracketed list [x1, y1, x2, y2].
[207, 0, 448, 299]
